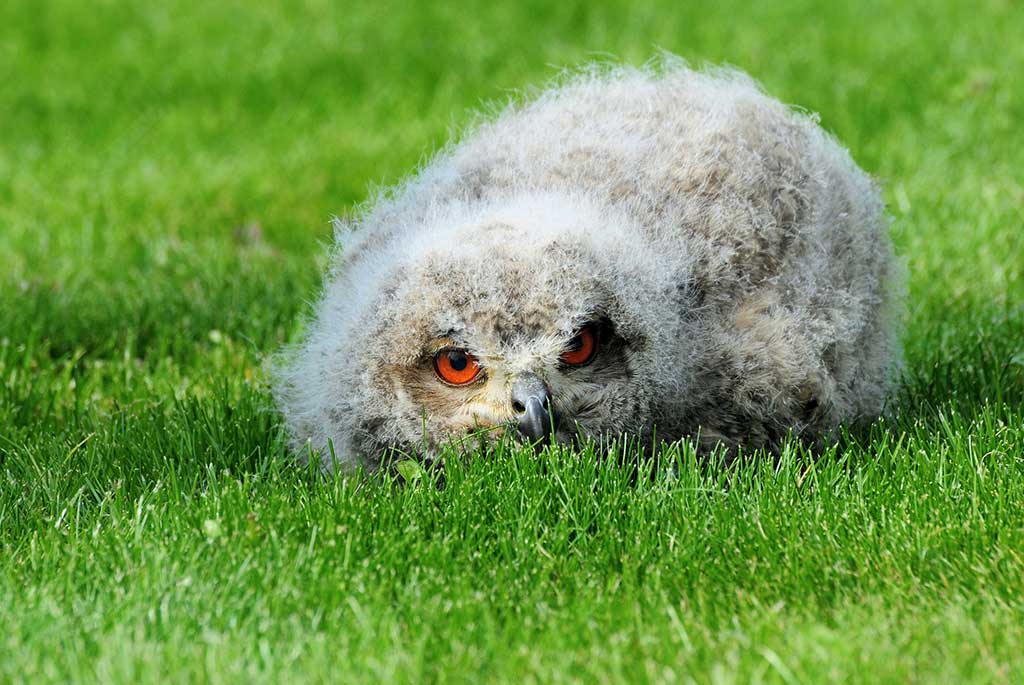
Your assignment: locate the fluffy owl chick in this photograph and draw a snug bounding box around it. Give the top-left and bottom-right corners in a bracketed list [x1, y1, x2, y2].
[275, 58, 903, 472]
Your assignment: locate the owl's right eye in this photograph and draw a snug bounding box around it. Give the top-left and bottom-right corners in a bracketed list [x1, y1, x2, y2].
[433, 349, 482, 386]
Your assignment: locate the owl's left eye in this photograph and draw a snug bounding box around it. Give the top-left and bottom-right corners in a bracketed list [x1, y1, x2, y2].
[433, 348, 482, 386]
[560, 324, 599, 366]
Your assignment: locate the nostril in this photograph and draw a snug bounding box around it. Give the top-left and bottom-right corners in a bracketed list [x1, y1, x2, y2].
[511, 399, 526, 414]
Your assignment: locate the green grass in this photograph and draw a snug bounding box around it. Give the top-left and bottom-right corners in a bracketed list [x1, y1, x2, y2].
[1, 0, 1023, 682]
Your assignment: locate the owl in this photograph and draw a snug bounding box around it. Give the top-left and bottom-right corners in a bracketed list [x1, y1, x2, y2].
[274, 58, 903, 472]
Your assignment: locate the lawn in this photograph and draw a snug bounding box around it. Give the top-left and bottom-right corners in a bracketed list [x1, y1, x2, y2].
[1, 0, 1023, 682]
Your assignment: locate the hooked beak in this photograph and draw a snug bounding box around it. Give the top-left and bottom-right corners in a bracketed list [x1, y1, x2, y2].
[510, 372, 557, 444]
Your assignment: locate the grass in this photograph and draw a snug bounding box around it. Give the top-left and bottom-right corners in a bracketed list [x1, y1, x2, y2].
[1, 0, 1022, 682]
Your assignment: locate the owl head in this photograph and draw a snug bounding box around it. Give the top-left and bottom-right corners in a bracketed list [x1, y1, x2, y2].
[275, 191, 702, 471]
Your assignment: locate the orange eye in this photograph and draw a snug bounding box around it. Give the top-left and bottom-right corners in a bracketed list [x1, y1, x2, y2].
[433, 348, 482, 385]
[560, 325, 599, 366]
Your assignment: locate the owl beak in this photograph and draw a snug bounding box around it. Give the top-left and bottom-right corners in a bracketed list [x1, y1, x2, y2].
[510, 373, 557, 444]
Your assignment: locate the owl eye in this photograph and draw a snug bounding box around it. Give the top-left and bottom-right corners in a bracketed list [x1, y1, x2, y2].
[433, 348, 482, 385]
[560, 325, 599, 366]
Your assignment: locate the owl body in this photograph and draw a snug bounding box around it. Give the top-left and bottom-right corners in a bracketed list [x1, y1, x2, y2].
[276, 60, 902, 471]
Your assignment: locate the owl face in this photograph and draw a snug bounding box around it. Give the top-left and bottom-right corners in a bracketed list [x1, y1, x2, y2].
[336, 193, 696, 463]
[378, 270, 641, 451]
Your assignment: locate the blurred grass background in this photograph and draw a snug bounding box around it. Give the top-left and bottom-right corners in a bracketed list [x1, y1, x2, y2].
[1, 0, 1022, 682]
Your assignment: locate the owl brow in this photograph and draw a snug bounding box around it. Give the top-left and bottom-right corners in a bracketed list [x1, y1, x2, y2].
[568, 313, 604, 334]
[425, 329, 465, 351]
